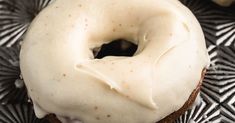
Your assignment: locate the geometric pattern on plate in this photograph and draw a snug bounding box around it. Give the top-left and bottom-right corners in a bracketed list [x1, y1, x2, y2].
[0, 46, 28, 104]
[0, 0, 52, 47]
[0, 104, 49, 123]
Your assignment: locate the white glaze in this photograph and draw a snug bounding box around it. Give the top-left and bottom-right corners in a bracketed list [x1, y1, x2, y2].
[20, 0, 210, 123]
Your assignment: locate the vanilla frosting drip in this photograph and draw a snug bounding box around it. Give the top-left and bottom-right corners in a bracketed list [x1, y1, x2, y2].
[20, 0, 210, 123]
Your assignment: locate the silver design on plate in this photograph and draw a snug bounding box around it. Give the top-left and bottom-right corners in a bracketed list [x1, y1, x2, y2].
[0, 0, 52, 47]
[0, 104, 49, 123]
[0, 46, 28, 104]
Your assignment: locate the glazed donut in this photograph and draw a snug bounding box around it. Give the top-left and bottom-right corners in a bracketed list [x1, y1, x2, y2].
[20, 0, 210, 123]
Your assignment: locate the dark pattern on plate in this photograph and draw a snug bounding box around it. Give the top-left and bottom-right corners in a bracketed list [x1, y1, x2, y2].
[214, 46, 235, 122]
[182, 0, 235, 46]
[0, 0, 235, 123]
[175, 93, 220, 123]
[0, 104, 49, 123]
[0, 0, 51, 47]
[0, 46, 28, 104]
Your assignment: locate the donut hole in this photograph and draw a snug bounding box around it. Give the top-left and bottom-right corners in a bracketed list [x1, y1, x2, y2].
[93, 39, 138, 59]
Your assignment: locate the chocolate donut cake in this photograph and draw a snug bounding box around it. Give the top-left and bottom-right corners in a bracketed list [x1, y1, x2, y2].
[19, 0, 210, 123]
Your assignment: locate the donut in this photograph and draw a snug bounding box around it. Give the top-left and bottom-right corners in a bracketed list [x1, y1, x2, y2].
[20, 0, 210, 123]
[212, 0, 235, 6]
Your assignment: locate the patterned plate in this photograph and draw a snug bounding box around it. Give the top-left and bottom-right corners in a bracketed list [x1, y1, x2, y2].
[0, 0, 235, 123]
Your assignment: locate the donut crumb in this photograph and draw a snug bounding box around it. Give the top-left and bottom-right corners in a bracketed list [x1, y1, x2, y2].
[107, 115, 111, 118]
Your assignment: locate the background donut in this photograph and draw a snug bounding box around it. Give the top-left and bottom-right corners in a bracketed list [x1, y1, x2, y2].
[212, 0, 235, 6]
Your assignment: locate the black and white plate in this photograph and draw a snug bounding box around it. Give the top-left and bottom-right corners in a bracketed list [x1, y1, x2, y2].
[0, 0, 235, 122]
